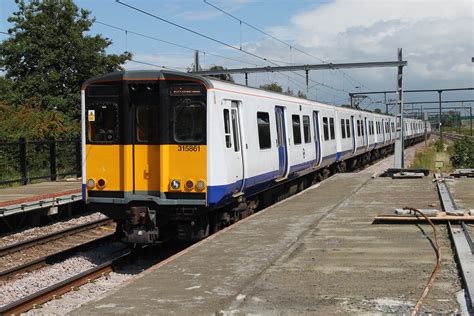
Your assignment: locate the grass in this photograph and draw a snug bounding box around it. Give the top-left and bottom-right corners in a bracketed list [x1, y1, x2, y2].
[443, 126, 473, 137]
[410, 142, 453, 173]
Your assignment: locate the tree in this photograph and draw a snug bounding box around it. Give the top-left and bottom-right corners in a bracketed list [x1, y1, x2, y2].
[285, 87, 294, 96]
[259, 82, 283, 93]
[450, 137, 474, 168]
[206, 65, 234, 82]
[0, 0, 131, 120]
[374, 108, 382, 113]
[297, 90, 307, 99]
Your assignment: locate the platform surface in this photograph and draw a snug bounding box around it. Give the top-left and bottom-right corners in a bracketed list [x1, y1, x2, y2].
[448, 177, 474, 211]
[77, 173, 461, 315]
[0, 181, 81, 207]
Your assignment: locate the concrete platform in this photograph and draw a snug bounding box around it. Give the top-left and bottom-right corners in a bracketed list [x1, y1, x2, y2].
[448, 177, 474, 211]
[77, 173, 461, 315]
[0, 181, 81, 217]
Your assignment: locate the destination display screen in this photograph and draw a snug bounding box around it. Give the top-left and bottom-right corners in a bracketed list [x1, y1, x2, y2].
[170, 84, 203, 96]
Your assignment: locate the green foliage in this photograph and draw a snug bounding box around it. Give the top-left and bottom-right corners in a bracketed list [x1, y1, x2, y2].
[206, 65, 234, 82]
[0, 100, 77, 141]
[434, 139, 444, 152]
[296, 90, 307, 99]
[373, 108, 382, 113]
[442, 111, 461, 128]
[450, 137, 474, 168]
[411, 146, 436, 171]
[0, 0, 131, 138]
[259, 82, 283, 93]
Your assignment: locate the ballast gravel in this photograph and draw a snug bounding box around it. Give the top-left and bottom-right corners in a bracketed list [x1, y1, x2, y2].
[0, 212, 106, 248]
[0, 242, 125, 308]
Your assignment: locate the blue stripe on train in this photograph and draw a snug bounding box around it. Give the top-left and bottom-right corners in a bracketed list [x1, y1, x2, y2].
[208, 143, 389, 207]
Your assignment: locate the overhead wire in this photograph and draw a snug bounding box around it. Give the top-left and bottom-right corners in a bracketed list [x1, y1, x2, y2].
[128, 59, 187, 71]
[115, 0, 350, 98]
[202, 0, 369, 91]
[95, 21, 259, 68]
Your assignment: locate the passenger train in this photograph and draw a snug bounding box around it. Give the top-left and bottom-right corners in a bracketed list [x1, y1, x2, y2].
[82, 70, 430, 243]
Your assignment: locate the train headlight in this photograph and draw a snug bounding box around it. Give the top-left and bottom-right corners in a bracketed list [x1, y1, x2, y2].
[86, 178, 95, 189]
[170, 179, 181, 190]
[185, 180, 194, 190]
[196, 180, 205, 191]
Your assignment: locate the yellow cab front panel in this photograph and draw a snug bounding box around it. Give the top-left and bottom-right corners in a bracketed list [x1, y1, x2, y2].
[82, 71, 209, 215]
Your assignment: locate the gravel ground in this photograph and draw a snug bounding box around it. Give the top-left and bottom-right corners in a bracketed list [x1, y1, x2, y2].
[0, 241, 126, 308]
[0, 224, 114, 271]
[363, 138, 435, 176]
[23, 251, 172, 315]
[0, 212, 106, 248]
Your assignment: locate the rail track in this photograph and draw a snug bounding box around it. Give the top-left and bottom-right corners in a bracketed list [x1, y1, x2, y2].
[0, 250, 131, 315]
[436, 131, 473, 142]
[436, 173, 474, 310]
[0, 218, 114, 280]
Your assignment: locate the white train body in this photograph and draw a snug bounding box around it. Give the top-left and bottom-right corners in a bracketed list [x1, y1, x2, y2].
[205, 79, 429, 207]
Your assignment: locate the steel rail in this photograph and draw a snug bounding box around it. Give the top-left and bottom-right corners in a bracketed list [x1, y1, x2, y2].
[0, 234, 115, 281]
[0, 251, 131, 315]
[0, 217, 113, 257]
[436, 175, 474, 309]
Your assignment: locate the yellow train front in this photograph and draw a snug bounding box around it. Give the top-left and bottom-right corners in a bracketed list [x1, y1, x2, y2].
[82, 70, 209, 243]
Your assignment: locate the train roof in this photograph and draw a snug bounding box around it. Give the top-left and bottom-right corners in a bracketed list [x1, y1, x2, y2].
[81, 69, 214, 90]
[82, 70, 423, 122]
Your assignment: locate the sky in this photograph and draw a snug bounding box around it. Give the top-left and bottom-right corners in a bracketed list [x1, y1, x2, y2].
[1, 0, 473, 113]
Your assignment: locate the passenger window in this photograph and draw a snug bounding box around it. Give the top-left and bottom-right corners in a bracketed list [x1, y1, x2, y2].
[340, 119, 346, 138]
[174, 102, 204, 143]
[88, 102, 119, 143]
[329, 118, 335, 140]
[357, 120, 361, 137]
[223, 109, 231, 148]
[231, 109, 240, 152]
[276, 112, 283, 147]
[303, 115, 311, 143]
[346, 119, 351, 138]
[257, 112, 271, 149]
[323, 117, 329, 141]
[292, 115, 302, 145]
[136, 104, 159, 143]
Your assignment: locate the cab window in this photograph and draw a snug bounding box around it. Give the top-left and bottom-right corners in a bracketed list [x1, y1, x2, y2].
[87, 102, 118, 143]
[174, 102, 205, 143]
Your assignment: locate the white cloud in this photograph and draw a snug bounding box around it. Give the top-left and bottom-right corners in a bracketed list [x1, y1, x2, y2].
[247, 0, 474, 104]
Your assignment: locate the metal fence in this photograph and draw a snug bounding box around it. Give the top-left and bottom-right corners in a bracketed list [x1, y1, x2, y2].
[0, 138, 81, 186]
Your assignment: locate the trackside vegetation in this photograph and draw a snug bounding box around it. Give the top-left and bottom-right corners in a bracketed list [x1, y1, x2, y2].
[449, 137, 474, 168]
[0, 0, 131, 141]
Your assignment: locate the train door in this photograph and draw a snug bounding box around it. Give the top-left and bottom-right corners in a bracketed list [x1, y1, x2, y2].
[275, 106, 289, 179]
[382, 119, 386, 143]
[364, 117, 369, 149]
[351, 116, 356, 154]
[131, 84, 161, 195]
[225, 100, 245, 193]
[312, 110, 322, 166]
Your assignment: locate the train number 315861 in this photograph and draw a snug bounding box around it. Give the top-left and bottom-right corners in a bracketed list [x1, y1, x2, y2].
[177, 145, 201, 152]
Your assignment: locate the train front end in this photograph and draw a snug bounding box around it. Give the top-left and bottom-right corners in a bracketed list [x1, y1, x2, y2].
[81, 71, 209, 243]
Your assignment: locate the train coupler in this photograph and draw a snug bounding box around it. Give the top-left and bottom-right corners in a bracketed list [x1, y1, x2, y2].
[124, 206, 159, 244]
